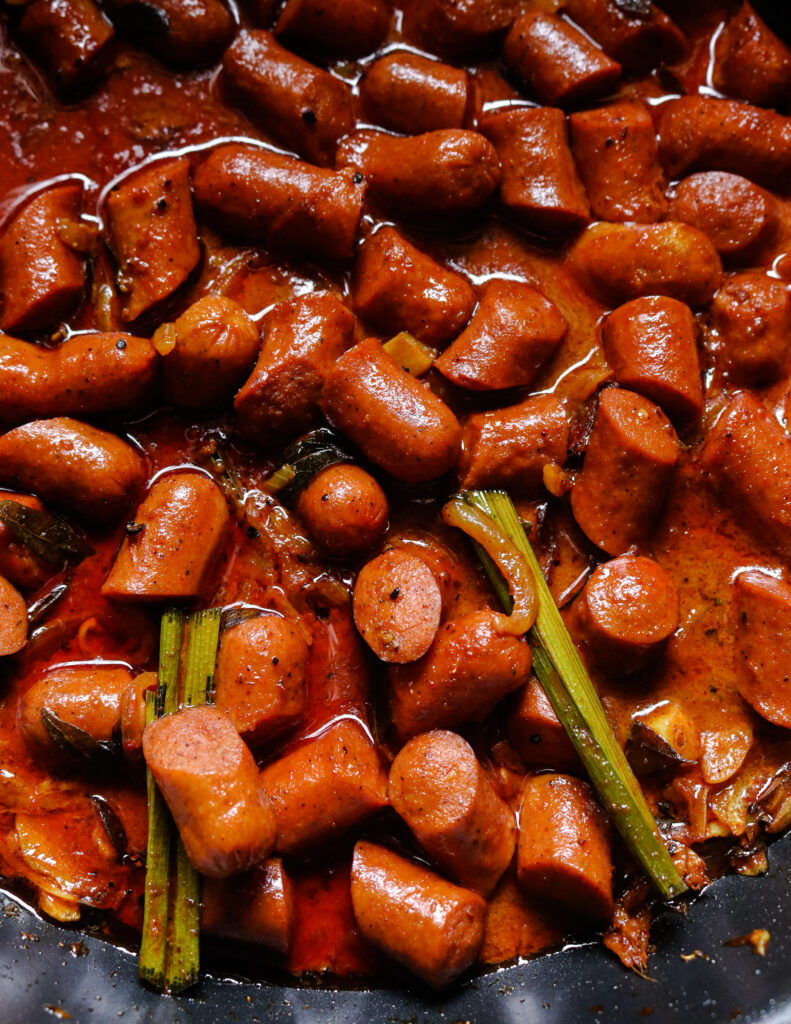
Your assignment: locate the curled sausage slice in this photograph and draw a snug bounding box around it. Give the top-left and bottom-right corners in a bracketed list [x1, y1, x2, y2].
[0, 331, 158, 425]
[709, 273, 791, 386]
[480, 107, 590, 236]
[503, 12, 621, 107]
[714, 1, 791, 108]
[274, 0, 389, 57]
[508, 678, 578, 772]
[562, 0, 685, 72]
[105, 157, 200, 325]
[458, 393, 569, 495]
[144, 706, 277, 877]
[105, 0, 233, 67]
[517, 773, 614, 923]
[699, 391, 791, 559]
[193, 144, 365, 264]
[359, 51, 469, 135]
[0, 183, 86, 335]
[657, 97, 791, 188]
[602, 296, 704, 424]
[234, 291, 355, 442]
[102, 471, 229, 601]
[202, 857, 294, 954]
[389, 730, 516, 896]
[322, 338, 462, 483]
[222, 30, 354, 168]
[350, 840, 486, 989]
[570, 222, 722, 307]
[353, 549, 443, 664]
[0, 575, 27, 657]
[18, 664, 133, 753]
[296, 464, 389, 558]
[569, 101, 667, 224]
[17, 0, 114, 96]
[337, 129, 500, 217]
[571, 389, 680, 555]
[0, 418, 144, 523]
[570, 555, 679, 675]
[0, 494, 52, 591]
[436, 280, 566, 391]
[214, 615, 308, 746]
[259, 719, 388, 854]
[389, 609, 532, 741]
[731, 570, 791, 729]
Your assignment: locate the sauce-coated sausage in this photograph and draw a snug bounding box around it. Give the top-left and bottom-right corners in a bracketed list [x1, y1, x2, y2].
[0, 493, 52, 591]
[731, 570, 791, 729]
[296, 464, 389, 558]
[0, 576, 27, 657]
[202, 858, 294, 953]
[709, 273, 791, 386]
[402, 0, 518, 56]
[274, 0, 390, 58]
[17, 0, 114, 96]
[714, 1, 791, 108]
[359, 52, 469, 135]
[562, 0, 685, 72]
[508, 678, 578, 772]
[105, 0, 233, 67]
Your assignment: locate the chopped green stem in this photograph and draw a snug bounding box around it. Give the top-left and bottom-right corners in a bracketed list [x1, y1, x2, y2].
[462, 489, 687, 901]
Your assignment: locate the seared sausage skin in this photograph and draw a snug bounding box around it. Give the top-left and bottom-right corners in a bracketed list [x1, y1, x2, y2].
[402, 0, 518, 55]
[234, 291, 355, 442]
[503, 12, 621, 108]
[388, 609, 532, 741]
[202, 858, 294, 953]
[351, 227, 475, 345]
[350, 840, 486, 988]
[389, 730, 516, 896]
[714, 1, 791, 108]
[296, 464, 389, 558]
[0, 418, 144, 523]
[193, 144, 365, 264]
[321, 338, 462, 483]
[144, 706, 277, 877]
[709, 273, 791, 386]
[571, 388, 680, 555]
[508, 678, 578, 772]
[214, 614, 308, 746]
[222, 30, 354, 167]
[562, 0, 685, 72]
[104, 0, 233, 67]
[731, 570, 791, 729]
[259, 719, 388, 854]
[517, 773, 614, 923]
[102, 471, 229, 601]
[105, 157, 200, 325]
[274, 0, 390, 58]
[17, 0, 115, 96]
[359, 51, 469, 135]
[336, 129, 500, 217]
[0, 184, 86, 335]
[0, 575, 27, 657]
[480, 107, 590, 236]
[0, 331, 158, 425]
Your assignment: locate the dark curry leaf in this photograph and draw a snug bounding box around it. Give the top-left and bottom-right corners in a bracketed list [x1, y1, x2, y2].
[40, 707, 119, 762]
[27, 582, 69, 630]
[272, 428, 353, 503]
[0, 500, 92, 567]
[614, 0, 653, 15]
[219, 605, 263, 633]
[90, 794, 130, 863]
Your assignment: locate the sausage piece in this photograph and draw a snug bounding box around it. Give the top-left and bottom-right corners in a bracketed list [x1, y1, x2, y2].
[0, 331, 158, 425]
[698, 391, 791, 560]
[234, 291, 355, 442]
[359, 52, 469, 135]
[657, 97, 791, 188]
[336, 129, 501, 217]
[508, 678, 578, 772]
[259, 719, 388, 854]
[503, 12, 621, 108]
[571, 388, 680, 555]
[667, 172, 778, 263]
[18, 664, 133, 753]
[436, 280, 566, 391]
[480, 107, 590, 236]
[17, 0, 114, 96]
[105, 0, 233, 67]
[105, 157, 200, 325]
[389, 730, 516, 896]
[402, 0, 519, 56]
[0, 184, 86, 335]
[202, 858, 294, 953]
[0, 575, 27, 657]
[102, 472, 229, 601]
[458, 394, 569, 495]
[214, 615, 308, 746]
[274, 0, 390, 58]
[222, 30, 354, 168]
[569, 101, 667, 224]
[517, 773, 613, 923]
[350, 840, 486, 988]
[570, 555, 679, 675]
[570, 222, 722, 307]
[562, 0, 685, 72]
[296, 464, 389, 558]
[714, 2, 791, 109]
[353, 549, 443, 664]
[0, 493, 52, 591]
[602, 296, 703, 424]
[389, 609, 532, 741]
[731, 570, 791, 729]
[192, 144, 365, 264]
[163, 296, 260, 410]
[0, 418, 144, 523]
[709, 273, 791, 387]
[351, 227, 475, 345]
[143, 706, 277, 877]
[322, 338, 462, 483]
